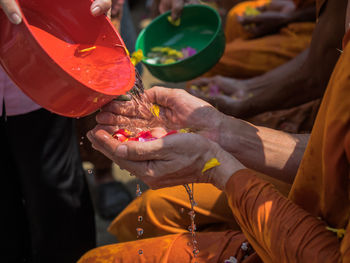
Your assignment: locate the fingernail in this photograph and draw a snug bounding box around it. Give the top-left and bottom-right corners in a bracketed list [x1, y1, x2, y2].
[91, 6, 102, 16]
[10, 13, 22, 24]
[116, 145, 128, 158]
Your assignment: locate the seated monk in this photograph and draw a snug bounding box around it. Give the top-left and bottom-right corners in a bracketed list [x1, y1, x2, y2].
[100, 0, 345, 246]
[212, 0, 316, 79]
[187, 0, 340, 133]
[80, 14, 350, 259]
[156, 0, 320, 134]
[78, 1, 348, 262]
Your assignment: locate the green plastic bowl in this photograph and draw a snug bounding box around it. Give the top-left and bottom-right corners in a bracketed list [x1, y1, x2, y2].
[135, 4, 225, 82]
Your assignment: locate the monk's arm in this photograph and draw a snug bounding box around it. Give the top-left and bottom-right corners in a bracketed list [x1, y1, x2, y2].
[225, 169, 344, 262]
[236, 0, 346, 117]
[215, 114, 308, 184]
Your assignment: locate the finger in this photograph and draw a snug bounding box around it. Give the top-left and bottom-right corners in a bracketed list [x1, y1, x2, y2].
[189, 77, 212, 87]
[111, 2, 123, 17]
[101, 100, 152, 119]
[87, 129, 149, 175]
[96, 111, 150, 127]
[87, 127, 118, 155]
[115, 138, 167, 161]
[239, 15, 263, 25]
[187, 88, 209, 102]
[91, 0, 112, 16]
[0, 0, 22, 24]
[171, 0, 184, 20]
[94, 124, 118, 134]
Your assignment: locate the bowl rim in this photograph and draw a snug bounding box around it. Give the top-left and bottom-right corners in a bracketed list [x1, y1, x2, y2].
[16, 0, 135, 96]
[135, 4, 223, 68]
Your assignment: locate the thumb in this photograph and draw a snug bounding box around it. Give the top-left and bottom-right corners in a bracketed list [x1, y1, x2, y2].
[116, 139, 166, 161]
[0, 0, 22, 24]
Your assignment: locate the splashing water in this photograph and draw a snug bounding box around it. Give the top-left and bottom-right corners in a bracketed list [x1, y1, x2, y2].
[120, 71, 199, 258]
[183, 183, 199, 258]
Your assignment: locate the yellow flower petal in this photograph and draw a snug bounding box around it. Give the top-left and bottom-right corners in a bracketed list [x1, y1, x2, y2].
[124, 47, 130, 56]
[79, 46, 97, 53]
[164, 58, 176, 64]
[167, 16, 181, 26]
[130, 50, 144, 66]
[150, 104, 160, 118]
[202, 158, 221, 174]
[179, 128, 190, 133]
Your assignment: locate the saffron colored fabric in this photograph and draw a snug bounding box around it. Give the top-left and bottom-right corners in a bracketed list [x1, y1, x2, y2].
[207, 0, 315, 79]
[79, 25, 349, 263]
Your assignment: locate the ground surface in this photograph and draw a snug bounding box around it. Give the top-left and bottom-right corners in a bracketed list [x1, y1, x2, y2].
[86, 0, 186, 247]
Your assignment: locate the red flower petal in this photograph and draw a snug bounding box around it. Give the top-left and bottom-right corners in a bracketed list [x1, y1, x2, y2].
[164, 130, 178, 137]
[137, 131, 153, 139]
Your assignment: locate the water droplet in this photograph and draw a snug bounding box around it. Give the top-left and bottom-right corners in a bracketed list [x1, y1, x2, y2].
[138, 249, 143, 255]
[188, 211, 195, 217]
[241, 242, 249, 251]
[138, 216, 143, 222]
[87, 169, 93, 174]
[77, 67, 81, 71]
[136, 184, 142, 197]
[79, 141, 83, 145]
[188, 225, 196, 232]
[187, 242, 192, 246]
[81, 136, 85, 140]
[136, 227, 144, 237]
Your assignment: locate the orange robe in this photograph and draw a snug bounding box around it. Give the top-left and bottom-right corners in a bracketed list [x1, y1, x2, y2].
[78, 30, 350, 263]
[206, 0, 315, 79]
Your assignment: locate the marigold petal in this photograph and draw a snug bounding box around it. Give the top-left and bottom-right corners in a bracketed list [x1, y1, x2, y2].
[202, 158, 221, 174]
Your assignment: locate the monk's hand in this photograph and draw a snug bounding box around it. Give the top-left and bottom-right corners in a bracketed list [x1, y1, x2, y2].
[97, 86, 224, 142]
[0, 0, 22, 24]
[238, 1, 295, 38]
[87, 126, 245, 190]
[111, 0, 123, 18]
[91, 0, 112, 16]
[154, 0, 200, 21]
[188, 76, 254, 117]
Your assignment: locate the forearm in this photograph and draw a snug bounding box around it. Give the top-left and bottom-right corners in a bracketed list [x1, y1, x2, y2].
[226, 170, 342, 262]
[217, 114, 308, 183]
[240, 0, 346, 117]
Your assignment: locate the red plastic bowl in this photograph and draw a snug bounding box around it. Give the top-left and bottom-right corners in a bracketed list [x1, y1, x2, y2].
[0, 0, 135, 117]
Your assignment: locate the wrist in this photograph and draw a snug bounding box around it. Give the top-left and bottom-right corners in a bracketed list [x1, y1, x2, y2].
[216, 115, 244, 154]
[205, 142, 246, 190]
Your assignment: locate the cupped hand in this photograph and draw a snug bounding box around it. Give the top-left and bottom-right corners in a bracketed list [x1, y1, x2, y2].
[158, 0, 185, 20]
[111, 0, 123, 18]
[188, 76, 253, 117]
[97, 86, 225, 142]
[87, 125, 245, 190]
[238, 0, 295, 38]
[154, 0, 200, 21]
